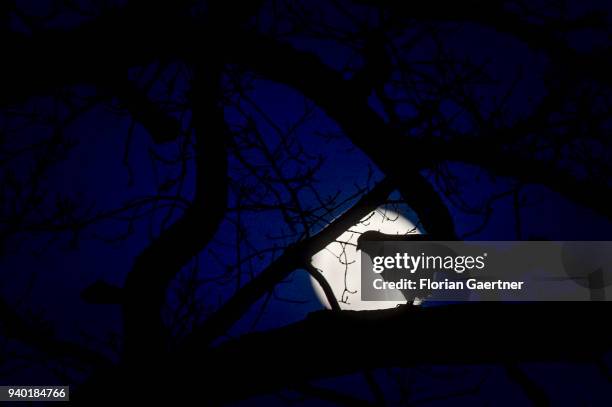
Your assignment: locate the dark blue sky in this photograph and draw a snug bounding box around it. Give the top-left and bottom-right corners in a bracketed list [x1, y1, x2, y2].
[1, 0, 612, 404]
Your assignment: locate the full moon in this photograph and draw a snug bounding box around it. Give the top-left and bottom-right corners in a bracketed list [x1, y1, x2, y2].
[310, 206, 422, 310]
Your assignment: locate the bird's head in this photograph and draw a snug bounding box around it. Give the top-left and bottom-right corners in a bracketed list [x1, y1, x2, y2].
[356, 230, 386, 252]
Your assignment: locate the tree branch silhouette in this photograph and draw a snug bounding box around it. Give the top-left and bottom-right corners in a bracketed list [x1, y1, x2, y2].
[1, 1, 611, 404]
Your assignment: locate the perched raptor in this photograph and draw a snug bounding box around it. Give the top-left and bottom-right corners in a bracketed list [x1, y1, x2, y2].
[356, 231, 464, 303]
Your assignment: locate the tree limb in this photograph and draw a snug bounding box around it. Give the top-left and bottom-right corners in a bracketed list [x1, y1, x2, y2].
[183, 178, 396, 349]
[183, 303, 610, 403]
[121, 63, 229, 362]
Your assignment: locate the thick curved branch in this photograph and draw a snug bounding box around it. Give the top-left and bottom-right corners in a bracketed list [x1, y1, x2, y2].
[122, 64, 228, 362]
[232, 34, 456, 238]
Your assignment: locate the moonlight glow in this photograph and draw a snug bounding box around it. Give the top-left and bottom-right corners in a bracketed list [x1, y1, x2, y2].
[310, 206, 422, 310]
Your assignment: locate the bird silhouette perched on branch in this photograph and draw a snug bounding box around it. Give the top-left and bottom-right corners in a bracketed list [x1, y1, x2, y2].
[356, 231, 465, 303]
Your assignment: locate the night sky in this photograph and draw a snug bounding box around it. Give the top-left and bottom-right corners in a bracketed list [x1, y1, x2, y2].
[1, 0, 612, 405]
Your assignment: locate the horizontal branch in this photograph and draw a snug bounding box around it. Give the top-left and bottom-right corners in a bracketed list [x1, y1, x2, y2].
[76, 302, 611, 403]
[183, 303, 611, 403]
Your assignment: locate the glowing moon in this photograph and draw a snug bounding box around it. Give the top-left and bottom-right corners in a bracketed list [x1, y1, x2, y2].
[310, 206, 422, 310]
